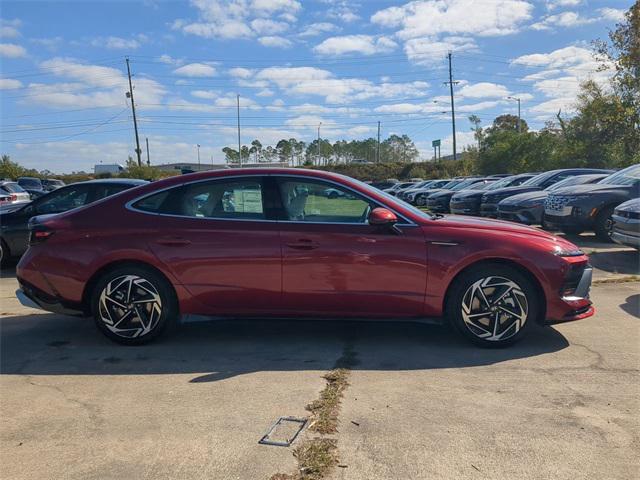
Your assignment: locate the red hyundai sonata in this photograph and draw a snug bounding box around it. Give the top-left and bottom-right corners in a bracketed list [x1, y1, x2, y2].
[16, 168, 594, 347]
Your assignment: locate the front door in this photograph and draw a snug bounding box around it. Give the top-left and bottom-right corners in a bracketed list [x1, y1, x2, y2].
[274, 176, 428, 317]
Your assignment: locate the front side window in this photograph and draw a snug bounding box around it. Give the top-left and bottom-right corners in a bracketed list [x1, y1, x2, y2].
[133, 178, 265, 220]
[277, 179, 373, 223]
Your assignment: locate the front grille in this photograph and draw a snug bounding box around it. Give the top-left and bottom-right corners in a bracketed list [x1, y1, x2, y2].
[498, 204, 519, 212]
[561, 263, 587, 296]
[545, 195, 574, 212]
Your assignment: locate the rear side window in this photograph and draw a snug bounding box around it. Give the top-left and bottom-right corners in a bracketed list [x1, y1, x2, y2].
[132, 179, 265, 220]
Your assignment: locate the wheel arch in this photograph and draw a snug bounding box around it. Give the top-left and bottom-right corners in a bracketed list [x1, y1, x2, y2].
[442, 258, 547, 324]
[81, 259, 179, 315]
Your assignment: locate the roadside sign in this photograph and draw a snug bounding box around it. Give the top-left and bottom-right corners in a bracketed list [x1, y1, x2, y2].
[432, 139, 441, 147]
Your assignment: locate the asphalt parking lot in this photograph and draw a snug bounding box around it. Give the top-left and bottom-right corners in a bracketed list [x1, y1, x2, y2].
[1, 239, 638, 480]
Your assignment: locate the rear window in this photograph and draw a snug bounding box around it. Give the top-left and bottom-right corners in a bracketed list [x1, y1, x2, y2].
[1, 183, 26, 193]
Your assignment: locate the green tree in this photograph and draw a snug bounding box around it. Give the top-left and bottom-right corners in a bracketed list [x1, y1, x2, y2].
[0, 155, 25, 180]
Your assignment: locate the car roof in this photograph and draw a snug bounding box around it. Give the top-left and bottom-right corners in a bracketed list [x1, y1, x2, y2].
[76, 178, 148, 185]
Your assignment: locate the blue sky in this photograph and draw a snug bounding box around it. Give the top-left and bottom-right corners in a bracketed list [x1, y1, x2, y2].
[0, 0, 631, 173]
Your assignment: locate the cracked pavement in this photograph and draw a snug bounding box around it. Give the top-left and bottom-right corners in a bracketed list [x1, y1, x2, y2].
[1, 269, 638, 479]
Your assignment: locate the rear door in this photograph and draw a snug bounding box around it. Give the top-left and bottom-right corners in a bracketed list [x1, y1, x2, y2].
[135, 176, 282, 315]
[274, 175, 428, 317]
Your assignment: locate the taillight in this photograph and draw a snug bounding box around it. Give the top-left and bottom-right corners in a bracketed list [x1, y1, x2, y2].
[29, 225, 54, 245]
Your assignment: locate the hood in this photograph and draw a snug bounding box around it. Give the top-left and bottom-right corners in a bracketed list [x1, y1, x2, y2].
[550, 183, 634, 195]
[451, 189, 485, 200]
[429, 190, 456, 199]
[616, 198, 640, 212]
[419, 188, 448, 196]
[435, 214, 568, 242]
[483, 186, 542, 199]
[499, 191, 548, 205]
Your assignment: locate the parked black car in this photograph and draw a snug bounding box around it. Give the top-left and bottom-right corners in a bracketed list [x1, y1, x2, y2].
[17, 176, 44, 192]
[403, 179, 451, 204]
[0, 179, 147, 264]
[497, 173, 610, 225]
[369, 179, 398, 190]
[544, 164, 640, 241]
[383, 181, 419, 196]
[41, 179, 66, 191]
[610, 198, 640, 249]
[450, 173, 535, 215]
[480, 168, 610, 218]
[413, 178, 472, 206]
[426, 178, 497, 213]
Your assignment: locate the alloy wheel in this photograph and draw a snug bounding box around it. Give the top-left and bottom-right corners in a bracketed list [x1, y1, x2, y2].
[461, 276, 528, 342]
[98, 275, 163, 339]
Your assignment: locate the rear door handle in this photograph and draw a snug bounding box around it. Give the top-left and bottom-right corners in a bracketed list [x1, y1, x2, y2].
[156, 236, 192, 246]
[286, 239, 319, 250]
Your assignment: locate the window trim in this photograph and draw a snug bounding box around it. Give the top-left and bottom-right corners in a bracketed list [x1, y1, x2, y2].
[126, 174, 274, 223]
[126, 173, 417, 227]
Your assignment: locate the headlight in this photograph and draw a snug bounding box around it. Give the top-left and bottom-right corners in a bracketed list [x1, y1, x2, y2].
[552, 245, 584, 257]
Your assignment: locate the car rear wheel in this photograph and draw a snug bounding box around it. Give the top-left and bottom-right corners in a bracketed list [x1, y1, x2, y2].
[416, 195, 427, 206]
[446, 265, 538, 347]
[560, 226, 584, 235]
[0, 239, 7, 266]
[91, 266, 177, 345]
[594, 205, 615, 242]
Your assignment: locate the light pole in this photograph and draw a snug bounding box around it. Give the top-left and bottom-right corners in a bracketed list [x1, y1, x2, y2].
[197, 144, 201, 169]
[317, 122, 322, 166]
[507, 96, 521, 132]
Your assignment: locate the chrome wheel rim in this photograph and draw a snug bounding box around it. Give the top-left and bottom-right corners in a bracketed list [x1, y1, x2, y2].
[461, 276, 528, 342]
[98, 275, 162, 338]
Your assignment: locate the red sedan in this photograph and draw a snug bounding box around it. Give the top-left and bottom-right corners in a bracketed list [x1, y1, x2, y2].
[16, 168, 594, 347]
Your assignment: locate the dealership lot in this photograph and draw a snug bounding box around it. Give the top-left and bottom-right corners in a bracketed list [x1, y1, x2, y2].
[1, 242, 638, 480]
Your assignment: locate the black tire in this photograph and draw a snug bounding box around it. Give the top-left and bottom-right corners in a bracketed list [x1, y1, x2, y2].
[328, 191, 339, 199]
[91, 265, 178, 345]
[561, 226, 584, 235]
[0, 238, 8, 267]
[594, 205, 615, 242]
[445, 264, 539, 348]
[416, 195, 426, 206]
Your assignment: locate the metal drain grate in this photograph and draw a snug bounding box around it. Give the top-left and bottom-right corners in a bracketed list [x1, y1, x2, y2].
[259, 417, 307, 447]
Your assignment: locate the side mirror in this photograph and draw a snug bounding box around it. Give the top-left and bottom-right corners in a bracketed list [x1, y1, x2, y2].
[369, 208, 402, 234]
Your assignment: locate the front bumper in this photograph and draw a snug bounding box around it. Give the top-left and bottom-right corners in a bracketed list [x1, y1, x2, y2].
[497, 206, 539, 225]
[545, 265, 595, 324]
[543, 212, 592, 231]
[611, 230, 640, 249]
[480, 203, 498, 217]
[426, 200, 450, 213]
[450, 200, 480, 215]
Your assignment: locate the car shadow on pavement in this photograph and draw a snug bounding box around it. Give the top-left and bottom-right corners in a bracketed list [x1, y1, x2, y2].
[619, 294, 639, 319]
[0, 313, 569, 382]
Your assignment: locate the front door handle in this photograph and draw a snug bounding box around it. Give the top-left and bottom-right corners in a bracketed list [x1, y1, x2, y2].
[286, 239, 319, 250]
[156, 236, 192, 246]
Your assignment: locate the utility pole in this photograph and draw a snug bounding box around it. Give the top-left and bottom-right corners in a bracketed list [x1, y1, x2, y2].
[125, 57, 142, 166]
[445, 52, 459, 161]
[507, 96, 522, 132]
[237, 94, 241, 166]
[376, 121, 381, 163]
[197, 144, 201, 169]
[145, 137, 150, 165]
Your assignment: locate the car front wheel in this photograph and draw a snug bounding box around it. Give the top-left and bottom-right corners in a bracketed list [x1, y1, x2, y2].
[446, 265, 538, 347]
[91, 266, 177, 345]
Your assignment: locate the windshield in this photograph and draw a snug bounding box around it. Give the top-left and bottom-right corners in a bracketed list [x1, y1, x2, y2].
[598, 165, 640, 185]
[1, 183, 26, 193]
[546, 174, 601, 191]
[349, 176, 434, 220]
[471, 181, 496, 191]
[19, 178, 42, 188]
[442, 179, 462, 189]
[451, 179, 482, 191]
[486, 176, 521, 190]
[521, 170, 558, 187]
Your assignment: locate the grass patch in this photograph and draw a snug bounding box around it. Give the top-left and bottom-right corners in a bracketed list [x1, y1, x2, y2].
[593, 275, 640, 284]
[269, 438, 338, 480]
[306, 368, 350, 435]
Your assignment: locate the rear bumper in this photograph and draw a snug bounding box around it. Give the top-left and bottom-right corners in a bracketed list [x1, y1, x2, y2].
[16, 281, 85, 316]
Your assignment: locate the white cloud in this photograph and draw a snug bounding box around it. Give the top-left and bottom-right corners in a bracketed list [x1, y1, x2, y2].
[512, 46, 594, 69]
[250, 18, 289, 35]
[191, 89, 219, 99]
[598, 8, 626, 22]
[0, 78, 23, 89]
[458, 82, 510, 99]
[372, 0, 533, 39]
[256, 88, 274, 97]
[545, 0, 582, 10]
[31, 37, 63, 51]
[173, 63, 217, 77]
[175, 0, 300, 40]
[258, 35, 292, 48]
[91, 35, 146, 50]
[24, 58, 165, 109]
[158, 54, 183, 65]
[0, 43, 27, 58]
[314, 35, 397, 56]
[404, 36, 477, 65]
[228, 68, 253, 80]
[531, 11, 594, 30]
[0, 25, 20, 38]
[298, 22, 338, 37]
